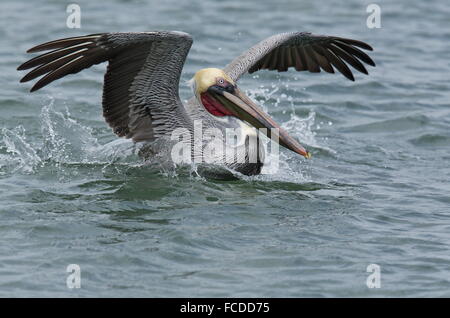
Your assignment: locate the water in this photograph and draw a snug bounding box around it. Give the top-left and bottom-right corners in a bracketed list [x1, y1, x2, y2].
[1, 0, 449, 297]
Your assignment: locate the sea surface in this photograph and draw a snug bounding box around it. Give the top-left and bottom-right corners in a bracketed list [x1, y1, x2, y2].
[0, 0, 449, 297]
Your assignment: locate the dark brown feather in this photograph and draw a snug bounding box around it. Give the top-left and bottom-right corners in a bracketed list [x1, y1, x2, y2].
[335, 37, 373, 51]
[27, 35, 101, 53]
[314, 45, 355, 81]
[31, 50, 105, 92]
[311, 45, 334, 73]
[20, 47, 102, 82]
[268, 48, 279, 71]
[277, 47, 287, 72]
[303, 45, 320, 73]
[18, 43, 95, 70]
[334, 41, 375, 66]
[327, 43, 368, 74]
[285, 45, 293, 67]
[259, 54, 272, 70]
[292, 46, 306, 71]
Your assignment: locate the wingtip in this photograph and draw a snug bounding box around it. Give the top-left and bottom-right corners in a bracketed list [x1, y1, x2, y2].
[366, 59, 376, 67]
[26, 47, 40, 54]
[362, 44, 374, 52]
[17, 61, 31, 71]
[346, 73, 355, 81]
[29, 81, 43, 92]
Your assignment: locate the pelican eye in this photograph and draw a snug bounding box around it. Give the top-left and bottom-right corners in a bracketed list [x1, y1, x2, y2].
[213, 77, 235, 93]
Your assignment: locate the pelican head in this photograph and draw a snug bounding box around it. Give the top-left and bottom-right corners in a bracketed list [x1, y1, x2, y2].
[191, 68, 311, 159]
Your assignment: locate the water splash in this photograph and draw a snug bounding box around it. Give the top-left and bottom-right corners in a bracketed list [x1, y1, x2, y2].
[1, 91, 323, 182]
[0, 126, 42, 174]
[282, 111, 317, 149]
[284, 112, 336, 155]
[40, 98, 101, 163]
[244, 86, 326, 182]
[0, 98, 141, 175]
[40, 98, 144, 165]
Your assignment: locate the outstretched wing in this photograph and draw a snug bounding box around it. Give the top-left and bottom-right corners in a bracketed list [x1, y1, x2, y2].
[223, 32, 375, 82]
[18, 31, 193, 142]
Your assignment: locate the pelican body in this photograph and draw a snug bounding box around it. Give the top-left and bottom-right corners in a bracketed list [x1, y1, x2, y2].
[18, 31, 375, 176]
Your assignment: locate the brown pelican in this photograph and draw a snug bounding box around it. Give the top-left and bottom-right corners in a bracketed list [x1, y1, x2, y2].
[17, 31, 375, 176]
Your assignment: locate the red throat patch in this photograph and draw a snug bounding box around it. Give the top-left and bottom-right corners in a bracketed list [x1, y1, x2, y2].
[200, 93, 234, 117]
